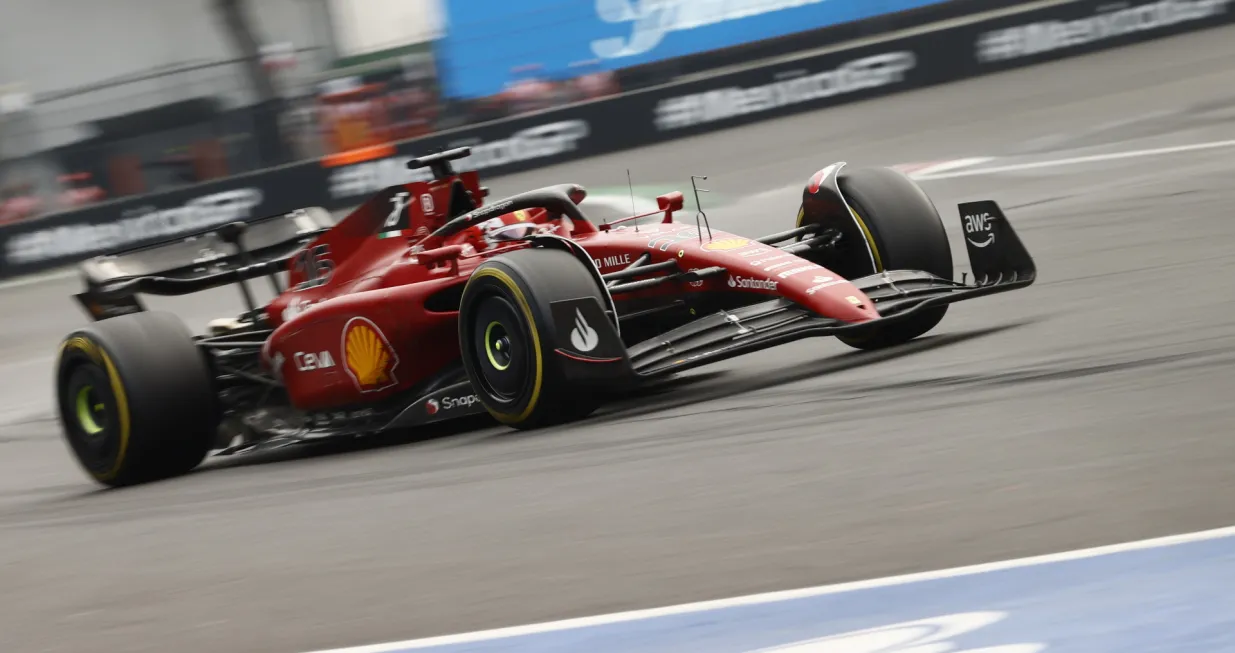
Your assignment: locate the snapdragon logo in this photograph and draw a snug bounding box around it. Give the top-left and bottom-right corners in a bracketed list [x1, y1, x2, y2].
[328, 121, 591, 199]
[591, 0, 827, 59]
[977, 0, 1232, 63]
[4, 188, 263, 265]
[426, 394, 481, 415]
[655, 52, 916, 131]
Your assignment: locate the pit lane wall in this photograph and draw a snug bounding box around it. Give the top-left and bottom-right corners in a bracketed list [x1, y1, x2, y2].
[2, 0, 1231, 280]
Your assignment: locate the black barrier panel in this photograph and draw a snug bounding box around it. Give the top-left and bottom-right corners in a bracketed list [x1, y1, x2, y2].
[3, 0, 1233, 280]
[0, 161, 330, 279]
[618, 0, 1235, 141]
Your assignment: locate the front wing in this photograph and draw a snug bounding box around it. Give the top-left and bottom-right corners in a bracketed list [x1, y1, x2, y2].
[594, 199, 1036, 378]
[627, 267, 1030, 376]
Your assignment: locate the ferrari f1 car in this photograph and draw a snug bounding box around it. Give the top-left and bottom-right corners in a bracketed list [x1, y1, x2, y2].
[56, 147, 1035, 486]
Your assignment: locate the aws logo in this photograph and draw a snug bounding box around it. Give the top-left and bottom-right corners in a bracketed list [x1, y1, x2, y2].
[342, 317, 399, 393]
[963, 212, 995, 248]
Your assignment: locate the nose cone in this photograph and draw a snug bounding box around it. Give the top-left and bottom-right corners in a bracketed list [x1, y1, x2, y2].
[699, 236, 878, 322]
[782, 271, 880, 323]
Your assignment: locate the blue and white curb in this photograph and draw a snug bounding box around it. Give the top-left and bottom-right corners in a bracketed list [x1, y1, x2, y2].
[306, 525, 1235, 653]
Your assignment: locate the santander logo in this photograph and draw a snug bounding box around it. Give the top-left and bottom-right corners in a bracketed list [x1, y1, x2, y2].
[728, 275, 779, 290]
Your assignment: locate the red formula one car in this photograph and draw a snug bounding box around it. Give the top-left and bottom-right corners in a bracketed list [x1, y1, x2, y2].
[56, 148, 1035, 486]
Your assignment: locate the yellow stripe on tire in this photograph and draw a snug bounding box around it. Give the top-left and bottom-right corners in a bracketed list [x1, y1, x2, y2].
[849, 207, 884, 272]
[466, 268, 544, 425]
[97, 349, 131, 481]
[61, 336, 132, 481]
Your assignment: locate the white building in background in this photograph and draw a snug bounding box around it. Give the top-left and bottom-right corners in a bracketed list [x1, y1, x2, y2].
[0, 0, 444, 150]
[328, 0, 443, 57]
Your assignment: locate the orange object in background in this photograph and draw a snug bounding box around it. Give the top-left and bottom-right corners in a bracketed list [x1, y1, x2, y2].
[318, 83, 391, 154]
[317, 81, 440, 156]
[58, 172, 106, 209]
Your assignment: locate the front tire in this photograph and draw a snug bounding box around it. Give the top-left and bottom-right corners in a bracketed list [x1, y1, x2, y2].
[458, 248, 608, 429]
[800, 166, 953, 350]
[56, 312, 219, 487]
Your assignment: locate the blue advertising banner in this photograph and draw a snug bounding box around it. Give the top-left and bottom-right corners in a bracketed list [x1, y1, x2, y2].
[433, 0, 953, 99]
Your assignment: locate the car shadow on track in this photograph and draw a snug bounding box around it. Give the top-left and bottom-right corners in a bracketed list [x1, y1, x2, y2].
[529, 319, 1042, 434]
[201, 373, 735, 473]
[191, 319, 1041, 478]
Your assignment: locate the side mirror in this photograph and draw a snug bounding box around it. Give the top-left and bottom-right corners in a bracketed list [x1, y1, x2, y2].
[657, 192, 684, 222]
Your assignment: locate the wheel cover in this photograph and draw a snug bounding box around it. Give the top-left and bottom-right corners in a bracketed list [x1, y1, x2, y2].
[471, 295, 531, 402]
[74, 385, 108, 436]
[60, 362, 122, 470]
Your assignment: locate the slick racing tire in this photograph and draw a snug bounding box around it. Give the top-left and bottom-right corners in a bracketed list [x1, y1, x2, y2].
[55, 311, 219, 487]
[458, 248, 607, 429]
[828, 167, 953, 350]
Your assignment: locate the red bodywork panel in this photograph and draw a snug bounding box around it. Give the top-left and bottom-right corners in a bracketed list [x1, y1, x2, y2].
[261, 172, 879, 411]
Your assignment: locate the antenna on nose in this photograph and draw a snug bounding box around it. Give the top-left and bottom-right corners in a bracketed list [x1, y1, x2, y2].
[627, 168, 639, 233]
[690, 175, 712, 242]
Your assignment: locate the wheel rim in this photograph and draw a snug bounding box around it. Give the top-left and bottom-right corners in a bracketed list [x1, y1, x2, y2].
[471, 295, 530, 402]
[74, 384, 108, 436]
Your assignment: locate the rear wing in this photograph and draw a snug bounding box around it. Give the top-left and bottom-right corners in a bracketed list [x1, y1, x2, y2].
[74, 207, 335, 321]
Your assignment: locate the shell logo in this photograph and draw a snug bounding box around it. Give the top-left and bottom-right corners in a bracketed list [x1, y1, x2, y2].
[341, 317, 400, 393]
[702, 237, 750, 251]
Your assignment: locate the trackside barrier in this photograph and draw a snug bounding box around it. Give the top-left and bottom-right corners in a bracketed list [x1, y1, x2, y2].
[1, 0, 1231, 280]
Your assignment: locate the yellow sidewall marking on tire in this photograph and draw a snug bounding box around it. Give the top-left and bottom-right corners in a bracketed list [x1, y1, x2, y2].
[840, 207, 885, 344]
[466, 268, 544, 425]
[98, 350, 131, 481]
[849, 207, 884, 272]
[61, 337, 132, 481]
[796, 204, 882, 271]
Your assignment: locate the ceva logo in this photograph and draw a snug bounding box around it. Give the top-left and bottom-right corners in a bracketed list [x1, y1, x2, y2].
[591, 0, 827, 59]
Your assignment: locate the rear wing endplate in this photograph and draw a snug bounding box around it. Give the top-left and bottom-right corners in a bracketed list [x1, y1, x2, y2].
[73, 207, 335, 321]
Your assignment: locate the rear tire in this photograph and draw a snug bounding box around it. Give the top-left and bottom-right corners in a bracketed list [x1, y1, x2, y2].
[810, 167, 954, 349]
[56, 312, 219, 487]
[458, 248, 607, 429]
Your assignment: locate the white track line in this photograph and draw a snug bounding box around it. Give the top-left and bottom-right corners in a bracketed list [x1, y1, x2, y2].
[914, 138, 1235, 181]
[304, 524, 1235, 653]
[0, 267, 77, 291]
[897, 157, 995, 178]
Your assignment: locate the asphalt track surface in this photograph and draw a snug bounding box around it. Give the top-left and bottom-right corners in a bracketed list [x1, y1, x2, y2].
[4, 25, 1235, 653]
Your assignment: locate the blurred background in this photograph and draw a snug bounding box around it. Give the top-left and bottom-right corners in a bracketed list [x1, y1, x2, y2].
[5, 3, 1235, 652]
[0, 0, 968, 225]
